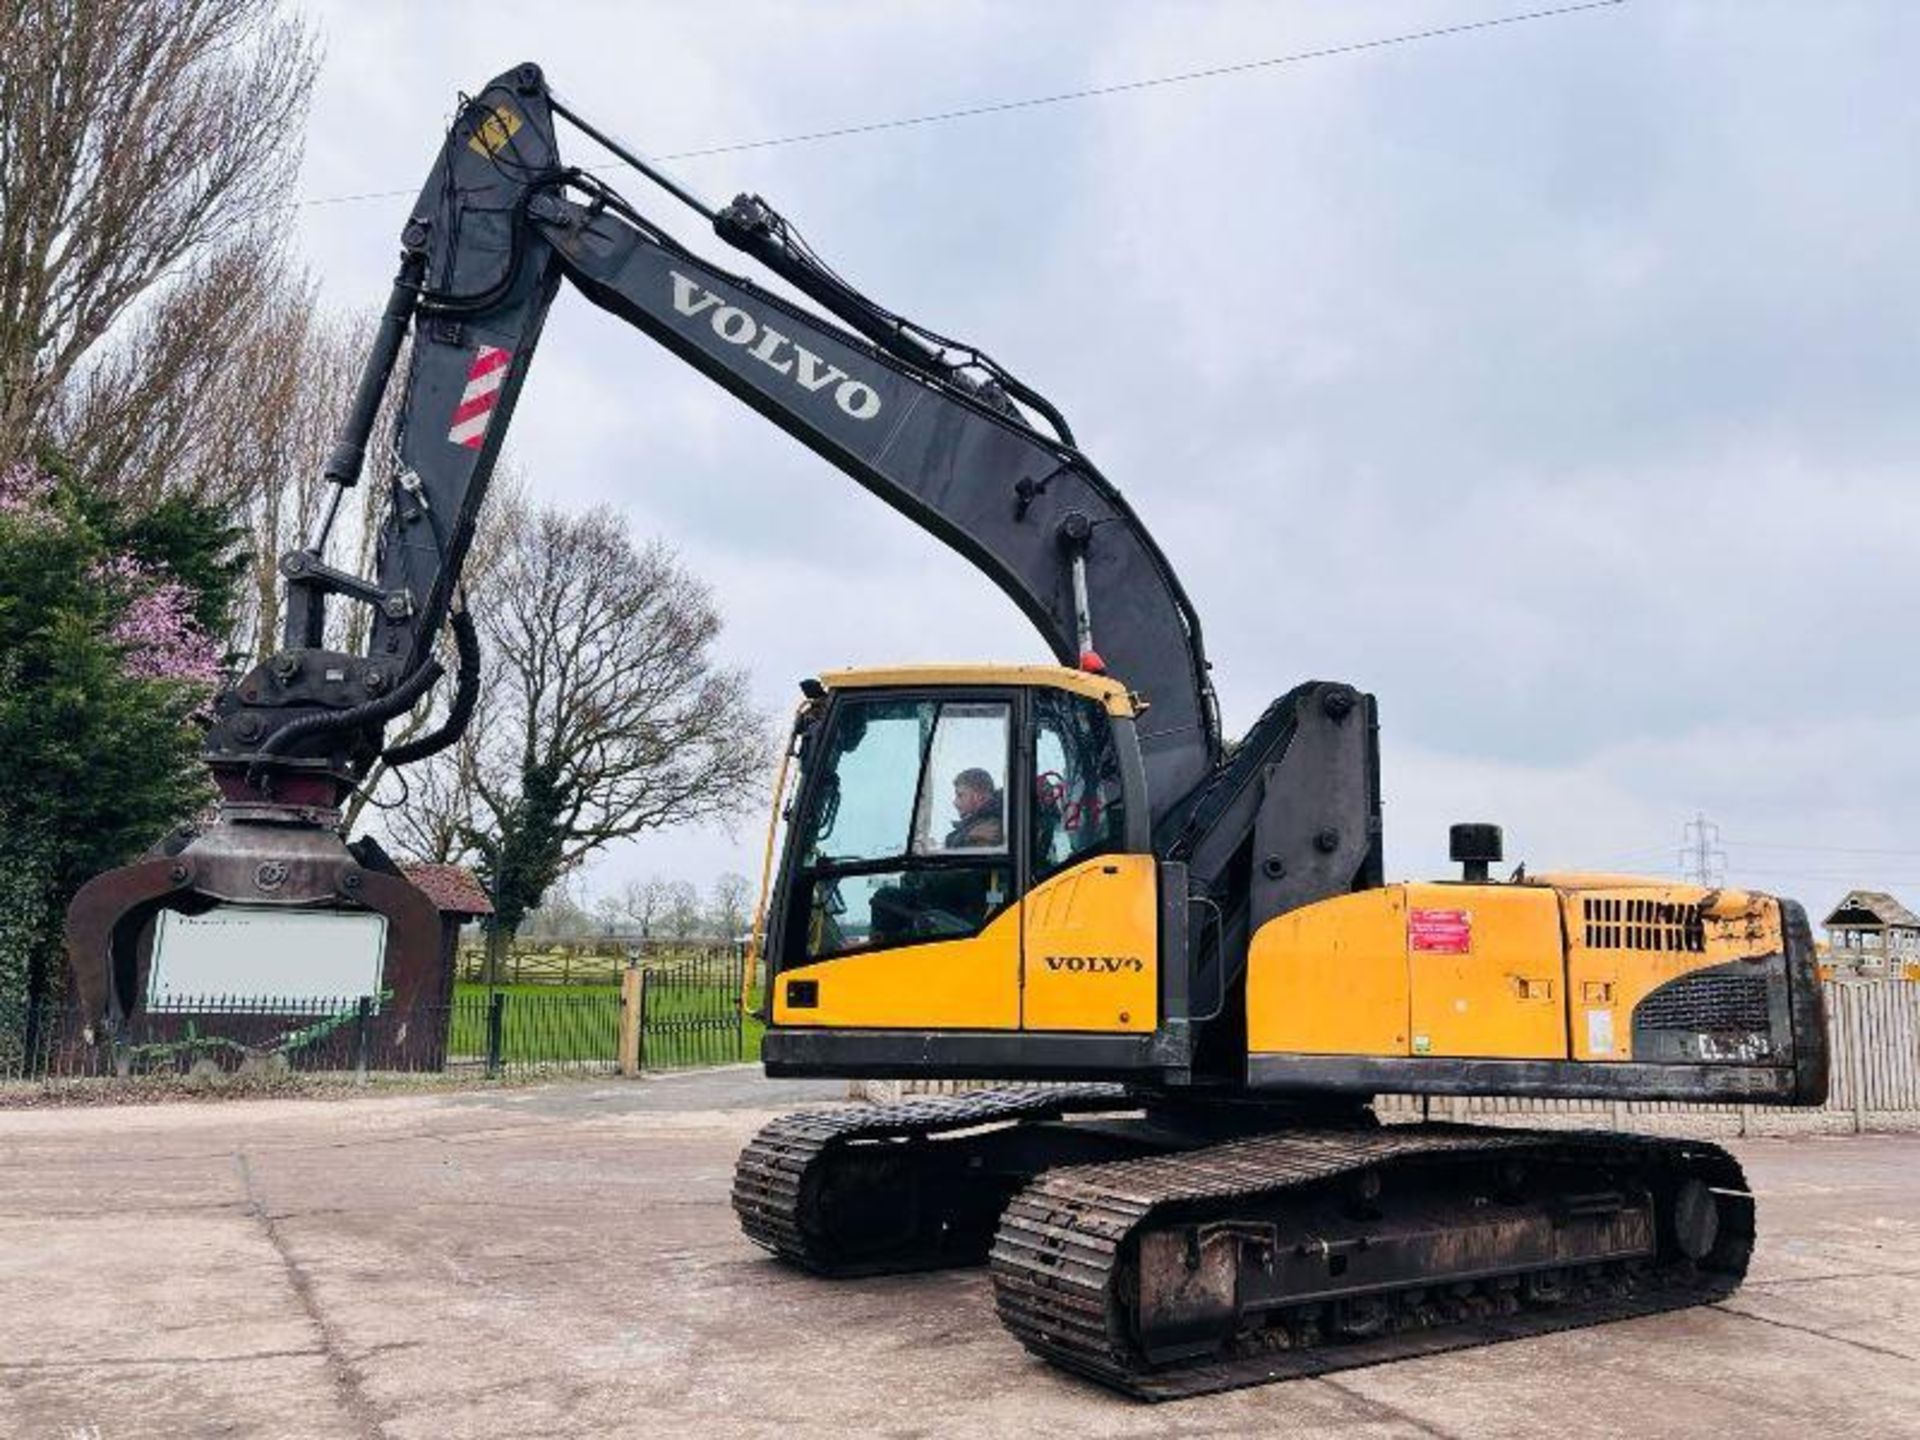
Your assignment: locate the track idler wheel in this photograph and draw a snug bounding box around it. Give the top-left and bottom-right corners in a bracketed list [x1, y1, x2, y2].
[1670, 1178, 1720, 1261]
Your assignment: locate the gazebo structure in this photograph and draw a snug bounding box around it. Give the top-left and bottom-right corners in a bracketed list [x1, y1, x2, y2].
[1822, 890, 1920, 980]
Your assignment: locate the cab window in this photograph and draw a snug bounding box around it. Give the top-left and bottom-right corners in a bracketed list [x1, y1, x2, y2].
[913, 703, 1010, 856]
[801, 699, 929, 866]
[799, 695, 1012, 959]
[1031, 689, 1125, 884]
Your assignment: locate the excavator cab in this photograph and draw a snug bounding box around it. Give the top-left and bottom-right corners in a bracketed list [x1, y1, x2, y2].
[756, 667, 1190, 1082]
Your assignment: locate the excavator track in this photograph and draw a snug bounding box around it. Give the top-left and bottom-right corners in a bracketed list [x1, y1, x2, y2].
[991, 1124, 1751, 1400]
[732, 1085, 1138, 1276]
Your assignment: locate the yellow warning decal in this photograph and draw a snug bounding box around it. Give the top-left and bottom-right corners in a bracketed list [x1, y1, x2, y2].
[467, 104, 523, 157]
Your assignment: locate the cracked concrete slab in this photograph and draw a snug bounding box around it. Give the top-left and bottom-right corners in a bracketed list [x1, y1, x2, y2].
[1, 1079, 1915, 1438]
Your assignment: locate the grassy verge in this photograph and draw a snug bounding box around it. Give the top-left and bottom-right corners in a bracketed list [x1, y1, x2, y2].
[450, 980, 760, 1065]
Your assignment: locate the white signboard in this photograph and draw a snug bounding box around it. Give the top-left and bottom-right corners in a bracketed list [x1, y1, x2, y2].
[149, 907, 388, 1007]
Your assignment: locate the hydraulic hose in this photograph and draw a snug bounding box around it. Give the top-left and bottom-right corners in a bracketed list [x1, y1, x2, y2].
[382, 605, 481, 768]
[247, 656, 445, 790]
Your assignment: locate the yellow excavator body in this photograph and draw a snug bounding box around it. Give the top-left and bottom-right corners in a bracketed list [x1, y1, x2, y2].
[751, 667, 1816, 1099]
[770, 855, 1792, 1071]
[773, 851, 1161, 1034]
[1248, 879, 1786, 1063]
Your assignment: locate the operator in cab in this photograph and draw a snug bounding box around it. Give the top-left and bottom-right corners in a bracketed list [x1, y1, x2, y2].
[945, 767, 1004, 850]
[865, 767, 1009, 945]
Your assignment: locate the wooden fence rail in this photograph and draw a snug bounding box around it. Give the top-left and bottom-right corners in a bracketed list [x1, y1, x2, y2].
[455, 941, 744, 987]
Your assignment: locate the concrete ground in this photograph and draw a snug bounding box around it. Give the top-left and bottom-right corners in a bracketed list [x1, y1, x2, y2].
[1, 1072, 1916, 1440]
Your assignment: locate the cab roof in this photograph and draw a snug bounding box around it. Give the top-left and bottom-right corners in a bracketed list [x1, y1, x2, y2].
[816, 664, 1136, 717]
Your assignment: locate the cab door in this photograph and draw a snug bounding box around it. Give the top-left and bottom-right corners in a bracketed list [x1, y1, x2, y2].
[772, 690, 1023, 1029]
[1020, 689, 1158, 1034]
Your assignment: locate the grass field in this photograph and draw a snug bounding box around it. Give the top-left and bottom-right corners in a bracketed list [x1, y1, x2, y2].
[448, 981, 761, 1067]
[452, 982, 619, 1002]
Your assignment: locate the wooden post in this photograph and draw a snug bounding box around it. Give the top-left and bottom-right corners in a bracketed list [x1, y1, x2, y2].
[618, 961, 642, 1078]
[1899, 985, 1918, 1111]
[1847, 987, 1867, 1135]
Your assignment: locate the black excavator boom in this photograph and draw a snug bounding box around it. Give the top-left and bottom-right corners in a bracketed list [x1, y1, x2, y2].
[64, 61, 1221, 1033]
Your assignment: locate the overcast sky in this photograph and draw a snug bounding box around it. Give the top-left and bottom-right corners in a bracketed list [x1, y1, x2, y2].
[292, 0, 1918, 919]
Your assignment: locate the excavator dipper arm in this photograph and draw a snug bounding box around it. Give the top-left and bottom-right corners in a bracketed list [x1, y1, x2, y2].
[240, 63, 1218, 816]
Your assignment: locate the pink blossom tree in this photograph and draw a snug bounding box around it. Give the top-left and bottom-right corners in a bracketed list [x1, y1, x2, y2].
[92, 554, 223, 685]
[0, 458, 238, 1022]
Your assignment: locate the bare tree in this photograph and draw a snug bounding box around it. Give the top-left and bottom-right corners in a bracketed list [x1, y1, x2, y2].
[479, 504, 770, 866]
[708, 872, 753, 943]
[0, 0, 319, 469]
[661, 881, 702, 944]
[380, 501, 771, 966]
[502, 505, 764, 855]
[51, 236, 290, 511]
[591, 892, 625, 937]
[518, 879, 591, 943]
[620, 876, 672, 939]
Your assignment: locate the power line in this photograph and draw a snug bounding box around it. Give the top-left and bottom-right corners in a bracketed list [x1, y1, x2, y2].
[1586, 846, 1680, 869]
[294, 2, 1627, 211]
[1679, 812, 1726, 888]
[1726, 866, 1920, 881]
[1727, 838, 1920, 859]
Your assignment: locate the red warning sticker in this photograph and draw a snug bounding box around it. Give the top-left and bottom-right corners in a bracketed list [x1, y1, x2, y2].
[1410, 908, 1472, 953]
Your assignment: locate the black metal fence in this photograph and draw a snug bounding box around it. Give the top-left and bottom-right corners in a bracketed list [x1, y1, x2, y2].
[638, 950, 747, 1070]
[1, 957, 749, 1085]
[1, 994, 601, 1082]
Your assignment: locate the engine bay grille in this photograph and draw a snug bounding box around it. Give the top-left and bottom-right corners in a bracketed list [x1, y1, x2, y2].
[1634, 971, 1772, 1033]
[1582, 896, 1706, 954]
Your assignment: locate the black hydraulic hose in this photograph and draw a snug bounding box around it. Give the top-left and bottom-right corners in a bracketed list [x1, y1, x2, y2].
[414, 182, 547, 318]
[709, 197, 1070, 441]
[992, 373, 1076, 449]
[247, 656, 445, 789]
[382, 606, 481, 768]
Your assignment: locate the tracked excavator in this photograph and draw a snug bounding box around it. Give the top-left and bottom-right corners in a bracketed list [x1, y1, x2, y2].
[66, 65, 1828, 1397]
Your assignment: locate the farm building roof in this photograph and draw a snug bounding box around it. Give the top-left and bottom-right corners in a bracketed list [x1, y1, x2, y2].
[401, 863, 493, 918]
[1823, 889, 1920, 931]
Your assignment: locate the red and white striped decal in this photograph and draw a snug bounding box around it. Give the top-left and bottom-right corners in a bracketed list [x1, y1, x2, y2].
[447, 345, 512, 449]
